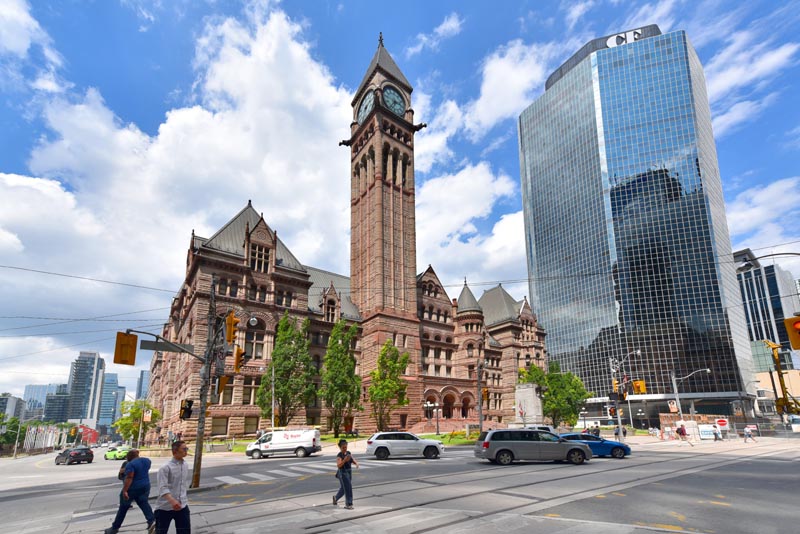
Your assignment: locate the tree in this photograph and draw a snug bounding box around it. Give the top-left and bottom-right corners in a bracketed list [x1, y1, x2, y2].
[368, 340, 410, 431]
[320, 320, 362, 437]
[256, 312, 316, 427]
[112, 400, 161, 444]
[519, 361, 591, 427]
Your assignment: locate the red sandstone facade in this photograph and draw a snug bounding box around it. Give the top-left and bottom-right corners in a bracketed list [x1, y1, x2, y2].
[147, 40, 546, 443]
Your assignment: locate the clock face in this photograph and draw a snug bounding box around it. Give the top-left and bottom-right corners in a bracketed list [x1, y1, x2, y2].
[357, 91, 375, 124]
[383, 86, 405, 116]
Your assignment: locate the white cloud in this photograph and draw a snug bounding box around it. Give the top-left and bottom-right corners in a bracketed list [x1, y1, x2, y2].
[463, 38, 570, 141]
[619, 0, 679, 33]
[726, 177, 800, 237]
[0, 0, 64, 92]
[785, 125, 800, 150]
[712, 92, 777, 138]
[564, 0, 595, 31]
[405, 12, 464, 58]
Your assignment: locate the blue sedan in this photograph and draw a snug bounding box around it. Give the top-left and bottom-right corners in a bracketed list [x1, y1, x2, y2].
[560, 433, 631, 458]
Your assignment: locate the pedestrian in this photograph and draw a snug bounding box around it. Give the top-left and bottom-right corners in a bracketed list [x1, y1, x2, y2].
[332, 439, 359, 510]
[104, 449, 155, 534]
[613, 425, 620, 439]
[676, 424, 694, 447]
[712, 425, 722, 441]
[622, 426, 628, 438]
[743, 426, 757, 443]
[155, 440, 191, 533]
[592, 424, 601, 437]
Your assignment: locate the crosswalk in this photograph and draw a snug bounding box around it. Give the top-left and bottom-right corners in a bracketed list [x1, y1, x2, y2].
[214, 452, 472, 486]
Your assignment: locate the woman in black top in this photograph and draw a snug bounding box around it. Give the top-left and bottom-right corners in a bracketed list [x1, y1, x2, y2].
[332, 439, 359, 509]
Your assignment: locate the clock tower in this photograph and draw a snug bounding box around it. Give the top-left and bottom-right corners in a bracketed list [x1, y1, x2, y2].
[343, 35, 424, 390]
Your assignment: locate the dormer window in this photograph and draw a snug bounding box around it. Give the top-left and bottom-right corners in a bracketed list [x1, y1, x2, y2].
[250, 244, 270, 273]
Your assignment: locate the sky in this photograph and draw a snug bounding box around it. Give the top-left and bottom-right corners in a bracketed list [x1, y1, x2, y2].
[1, 0, 799, 401]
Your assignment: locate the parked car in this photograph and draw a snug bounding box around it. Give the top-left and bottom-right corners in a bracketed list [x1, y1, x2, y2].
[55, 446, 94, 465]
[474, 429, 592, 465]
[104, 445, 132, 460]
[559, 432, 631, 458]
[365, 432, 444, 460]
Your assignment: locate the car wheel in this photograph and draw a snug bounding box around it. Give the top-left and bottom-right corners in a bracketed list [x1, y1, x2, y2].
[567, 449, 586, 465]
[611, 447, 625, 459]
[55, 457, 60, 465]
[87, 459, 93, 463]
[251, 450, 262, 460]
[104, 456, 109, 460]
[423, 446, 439, 459]
[295, 447, 308, 458]
[66, 459, 73, 465]
[375, 447, 390, 460]
[496, 450, 514, 466]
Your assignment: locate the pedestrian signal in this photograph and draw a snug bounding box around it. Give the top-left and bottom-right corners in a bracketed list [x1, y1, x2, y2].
[216, 376, 230, 395]
[179, 399, 194, 420]
[609, 407, 616, 417]
[482, 388, 489, 400]
[632, 379, 647, 394]
[69, 427, 77, 436]
[233, 346, 246, 373]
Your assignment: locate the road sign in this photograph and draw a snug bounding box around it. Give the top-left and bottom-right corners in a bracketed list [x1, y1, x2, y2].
[140, 340, 195, 352]
[716, 418, 729, 428]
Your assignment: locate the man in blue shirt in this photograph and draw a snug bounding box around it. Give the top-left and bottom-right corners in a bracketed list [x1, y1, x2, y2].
[105, 449, 155, 534]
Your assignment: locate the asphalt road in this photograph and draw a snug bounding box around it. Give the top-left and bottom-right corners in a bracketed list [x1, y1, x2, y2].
[2, 436, 798, 533]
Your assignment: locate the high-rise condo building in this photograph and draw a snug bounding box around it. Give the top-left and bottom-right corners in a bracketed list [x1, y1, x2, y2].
[518, 25, 755, 416]
[136, 370, 150, 400]
[67, 351, 105, 425]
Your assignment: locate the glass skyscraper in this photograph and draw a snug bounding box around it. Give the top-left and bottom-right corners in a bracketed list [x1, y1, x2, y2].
[519, 26, 755, 413]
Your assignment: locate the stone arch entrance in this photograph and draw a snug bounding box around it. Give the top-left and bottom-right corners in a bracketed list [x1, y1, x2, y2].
[442, 393, 456, 419]
[461, 397, 472, 418]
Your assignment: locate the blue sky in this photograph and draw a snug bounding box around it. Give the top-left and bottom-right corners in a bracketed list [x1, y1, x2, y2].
[1, 0, 798, 399]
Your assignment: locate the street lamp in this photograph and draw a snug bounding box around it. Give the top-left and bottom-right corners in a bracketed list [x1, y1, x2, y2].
[476, 345, 490, 434]
[424, 401, 440, 435]
[579, 407, 588, 429]
[636, 408, 646, 429]
[670, 368, 711, 421]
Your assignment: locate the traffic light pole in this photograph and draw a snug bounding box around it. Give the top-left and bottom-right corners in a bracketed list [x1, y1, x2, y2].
[192, 277, 217, 489]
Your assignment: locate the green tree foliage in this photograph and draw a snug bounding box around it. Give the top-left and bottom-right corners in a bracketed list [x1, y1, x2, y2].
[368, 340, 410, 431]
[0, 414, 25, 447]
[256, 312, 316, 427]
[519, 361, 591, 427]
[112, 400, 161, 443]
[320, 320, 362, 438]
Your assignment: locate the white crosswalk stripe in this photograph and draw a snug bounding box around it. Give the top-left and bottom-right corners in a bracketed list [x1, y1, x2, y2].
[266, 469, 303, 477]
[287, 465, 332, 474]
[242, 472, 275, 480]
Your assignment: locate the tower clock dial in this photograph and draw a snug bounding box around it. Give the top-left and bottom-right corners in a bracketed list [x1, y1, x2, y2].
[357, 91, 375, 124]
[383, 86, 405, 116]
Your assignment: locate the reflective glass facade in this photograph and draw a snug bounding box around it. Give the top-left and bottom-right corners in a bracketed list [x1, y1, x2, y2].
[519, 30, 754, 404]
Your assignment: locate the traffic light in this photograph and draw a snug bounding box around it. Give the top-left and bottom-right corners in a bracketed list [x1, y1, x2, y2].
[69, 427, 77, 436]
[784, 316, 800, 349]
[233, 346, 246, 373]
[612, 378, 618, 392]
[482, 387, 489, 400]
[225, 311, 240, 343]
[179, 399, 194, 420]
[216, 376, 230, 395]
[114, 332, 138, 365]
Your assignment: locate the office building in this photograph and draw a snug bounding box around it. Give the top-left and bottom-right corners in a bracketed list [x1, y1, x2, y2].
[97, 373, 121, 434]
[43, 384, 70, 423]
[136, 370, 150, 400]
[0, 394, 24, 419]
[518, 25, 754, 416]
[735, 248, 800, 371]
[22, 383, 59, 421]
[67, 351, 105, 425]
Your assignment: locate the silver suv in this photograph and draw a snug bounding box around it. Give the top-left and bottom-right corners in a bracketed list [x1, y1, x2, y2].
[474, 429, 592, 465]
[365, 432, 444, 460]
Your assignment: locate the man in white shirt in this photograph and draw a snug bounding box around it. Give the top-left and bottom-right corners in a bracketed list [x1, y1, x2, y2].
[155, 440, 191, 533]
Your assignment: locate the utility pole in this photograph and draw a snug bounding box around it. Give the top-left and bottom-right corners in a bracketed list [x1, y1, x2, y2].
[192, 276, 217, 489]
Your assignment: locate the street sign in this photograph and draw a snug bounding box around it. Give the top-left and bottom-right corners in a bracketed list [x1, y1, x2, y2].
[716, 418, 728, 428]
[140, 340, 194, 352]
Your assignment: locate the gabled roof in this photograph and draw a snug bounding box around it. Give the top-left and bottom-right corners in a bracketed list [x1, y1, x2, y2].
[199, 202, 305, 273]
[479, 284, 521, 327]
[354, 36, 412, 105]
[305, 266, 361, 321]
[457, 282, 482, 314]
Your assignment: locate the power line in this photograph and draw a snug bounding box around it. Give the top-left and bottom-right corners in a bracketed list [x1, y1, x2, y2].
[0, 307, 170, 333]
[0, 323, 165, 338]
[0, 265, 176, 293]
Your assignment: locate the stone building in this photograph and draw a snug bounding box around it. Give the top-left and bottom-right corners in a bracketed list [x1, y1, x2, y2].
[147, 38, 546, 442]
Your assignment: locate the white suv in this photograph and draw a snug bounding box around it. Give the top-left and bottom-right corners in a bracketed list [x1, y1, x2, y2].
[365, 432, 444, 460]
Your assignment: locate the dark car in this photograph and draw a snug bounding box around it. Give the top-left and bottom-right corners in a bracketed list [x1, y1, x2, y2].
[560, 432, 631, 458]
[55, 446, 94, 465]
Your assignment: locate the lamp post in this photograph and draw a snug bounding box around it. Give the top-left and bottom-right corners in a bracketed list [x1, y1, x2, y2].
[636, 408, 646, 429]
[670, 368, 711, 421]
[580, 407, 588, 430]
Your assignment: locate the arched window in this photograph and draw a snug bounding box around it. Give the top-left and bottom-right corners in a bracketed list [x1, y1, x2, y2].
[467, 344, 474, 358]
[325, 299, 336, 322]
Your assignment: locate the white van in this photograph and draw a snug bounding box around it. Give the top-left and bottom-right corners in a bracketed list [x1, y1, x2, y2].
[246, 429, 321, 459]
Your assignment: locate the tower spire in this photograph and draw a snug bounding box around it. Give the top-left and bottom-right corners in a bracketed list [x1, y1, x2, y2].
[379, 32, 384, 47]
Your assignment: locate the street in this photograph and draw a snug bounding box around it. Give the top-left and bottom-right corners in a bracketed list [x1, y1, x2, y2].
[1, 436, 797, 533]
